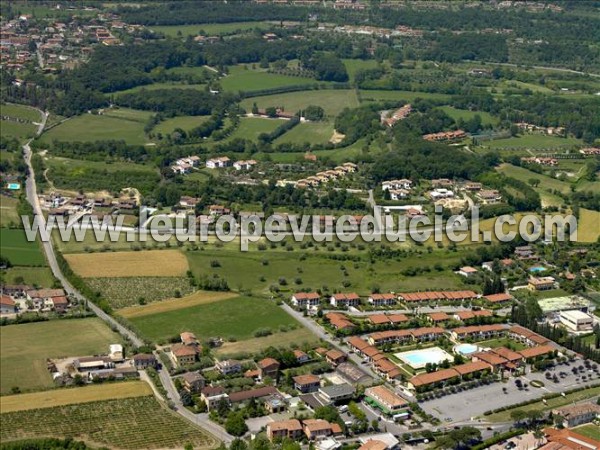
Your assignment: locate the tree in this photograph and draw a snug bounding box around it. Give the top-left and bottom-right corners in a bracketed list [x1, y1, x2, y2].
[510, 409, 527, 424]
[314, 405, 341, 424]
[303, 105, 325, 121]
[528, 178, 541, 187]
[230, 438, 248, 450]
[225, 412, 248, 436]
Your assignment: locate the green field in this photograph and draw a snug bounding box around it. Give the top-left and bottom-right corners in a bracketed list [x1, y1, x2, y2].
[274, 121, 335, 145]
[101, 107, 154, 123]
[578, 209, 600, 243]
[154, 115, 211, 135]
[0, 396, 217, 449]
[222, 65, 317, 92]
[0, 266, 56, 287]
[151, 21, 271, 37]
[574, 424, 600, 441]
[484, 134, 581, 150]
[112, 83, 207, 96]
[0, 195, 20, 227]
[219, 117, 282, 142]
[0, 318, 122, 393]
[0, 228, 46, 266]
[127, 295, 300, 343]
[359, 89, 452, 103]
[0, 103, 42, 122]
[38, 114, 148, 145]
[0, 120, 37, 139]
[497, 163, 571, 194]
[438, 106, 499, 126]
[343, 59, 380, 82]
[241, 89, 359, 117]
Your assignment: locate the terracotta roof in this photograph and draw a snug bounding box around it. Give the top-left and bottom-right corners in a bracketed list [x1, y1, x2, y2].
[201, 386, 225, 397]
[258, 357, 280, 369]
[388, 313, 409, 323]
[453, 360, 491, 375]
[172, 344, 198, 357]
[543, 427, 600, 450]
[228, 386, 278, 402]
[411, 327, 444, 338]
[472, 351, 508, 366]
[454, 309, 493, 320]
[491, 346, 523, 362]
[331, 292, 360, 301]
[518, 345, 555, 359]
[268, 419, 302, 432]
[293, 374, 320, 385]
[368, 313, 391, 324]
[1, 295, 15, 306]
[326, 349, 346, 360]
[362, 346, 381, 358]
[347, 336, 370, 350]
[484, 293, 513, 303]
[26, 288, 65, 298]
[410, 368, 459, 387]
[51, 296, 68, 305]
[293, 292, 320, 300]
[303, 419, 333, 433]
[359, 440, 388, 450]
[369, 293, 396, 300]
[428, 312, 450, 321]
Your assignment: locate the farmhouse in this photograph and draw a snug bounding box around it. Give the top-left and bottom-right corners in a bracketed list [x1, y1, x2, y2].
[458, 266, 478, 277]
[216, 359, 242, 375]
[258, 357, 280, 380]
[179, 196, 200, 209]
[26, 288, 66, 309]
[1, 295, 17, 314]
[206, 156, 231, 169]
[208, 205, 231, 216]
[171, 344, 198, 367]
[528, 276, 556, 291]
[74, 356, 114, 371]
[476, 189, 502, 205]
[181, 371, 205, 393]
[201, 386, 228, 411]
[132, 353, 157, 369]
[233, 160, 257, 170]
[330, 292, 361, 308]
[368, 293, 397, 307]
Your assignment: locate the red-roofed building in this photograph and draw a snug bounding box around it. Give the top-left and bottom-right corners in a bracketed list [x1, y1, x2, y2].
[291, 292, 320, 309]
[330, 292, 361, 308]
[368, 293, 397, 307]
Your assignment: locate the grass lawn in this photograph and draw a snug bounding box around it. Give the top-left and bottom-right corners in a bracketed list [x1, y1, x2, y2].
[485, 386, 600, 422]
[484, 134, 581, 150]
[359, 89, 452, 103]
[0, 266, 56, 287]
[438, 106, 499, 126]
[241, 89, 359, 118]
[574, 424, 600, 441]
[154, 115, 211, 135]
[151, 21, 271, 37]
[0, 228, 46, 266]
[221, 117, 282, 142]
[476, 338, 527, 351]
[0, 381, 152, 413]
[215, 327, 319, 357]
[0, 103, 42, 122]
[0, 195, 20, 227]
[222, 65, 317, 92]
[578, 209, 600, 243]
[0, 396, 218, 449]
[128, 295, 300, 343]
[38, 114, 148, 145]
[275, 122, 335, 145]
[101, 107, 154, 123]
[0, 318, 122, 394]
[0, 120, 37, 140]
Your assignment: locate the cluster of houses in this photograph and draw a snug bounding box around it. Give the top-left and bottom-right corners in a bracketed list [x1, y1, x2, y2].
[515, 122, 565, 136]
[171, 155, 259, 174]
[521, 156, 558, 166]
[295, 162, 357, 189]
[423, 130, 466, 142]
[0, 286, 70, 315]
[380, 104, 412, 127]
[40, 192, 138, 217]
[382, 178, 412, 200]
[580, 147, 600, 156]
[171, 156, 202, 174]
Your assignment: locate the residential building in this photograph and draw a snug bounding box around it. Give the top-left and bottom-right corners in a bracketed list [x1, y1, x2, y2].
[551, 403, 600, 428]
[330, 292, 361, 308]
[293, 374, 321, 393]
[180, 331, 199, 346]
[132, 353, 157, 369]
[171, 344, 198, 366]
[427, 312, 450, 324]
[181, 371, 205, 393]
[258, 358, 280, 380]
[365, 385, 408, 415]
[233, 159, 257, 170]
[0, 295, 17, 314]
[477, 190, 502, 205]
[381, 179, 412, 191]
[560, 310, 594, 332]
[291, 292, 321, 309]
[517, 345, 556, 361]
[228, 386, 279, 404]
[458, 266, 479, 277]
[267, 419, 303, 442]
[216, 359, 242, 375]
[326, 312, 355, 331]
[399, 290, 478, 304]
[368, 293, 397, 307]
[389, 189, 410, 200]
[484, 293, 513, 304]
[201, 386, 228, 411]
[318, 383, 355, 403]
[206, 156, 231, 169]
[208, 204, 231, 216]
[51, 296, 69, 313]
[294, 349, 310, 364]
[303, 419, 334, 440]
[325, 349, 347, 366]
[542, 427, 600, 450]
[453, 309, 493, 321]
[508, 325, 551, 347]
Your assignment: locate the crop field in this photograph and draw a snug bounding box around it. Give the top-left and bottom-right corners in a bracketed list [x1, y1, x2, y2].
[578, 209, 600, 243]
[274, 122, 335, 145]
[118, 290, 238, 318]
[221, 117, 282, 142]
[85, 276, 199, 309]
[215, 326, 319, 357]
[38, 114, 148, 145]
[154, 115, 211, 135]
[1, 266, 56, 287]
[241, 89, 359, 118]
[0, 318, 122, 393]
[0, 395, 218, 449]
[101, 107, 154, 122]
[0, 120, 37, 139]
[222, 66, 316, 92]
[112, 83, 207, 96]
[497, 163, 571, 194]
[438, 106, 499, 126]
[0, 194, 20, 227]
[574, 424, 600, 441]
[128, 295, 299, 343]
[359, 89, 452, 103]
[64, 249, 188, 278]
[151, 21, 271, 36]
[0, 228, 46, 266]
[484, 134, 581, 150]
[0, 382, 152, 413]
[1, 103, 42, 122]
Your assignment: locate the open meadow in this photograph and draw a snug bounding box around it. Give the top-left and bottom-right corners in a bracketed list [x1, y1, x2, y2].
[0, 120, 37, 140]
[154, 115, 211, 135]
[222, 65, 317, 92]
[241, 89, 359, 117]
[1, 103, 42, 122]
[274, 121, 335, 145]
[0, 318, 122, 393]
[0, 228, 46, 266]
[215, 326, 319, 357]
[38, 113, 148, 145]
[127, 295, 302, 344]
[64, 249, 189, 278]
[438, 106, 499, 126]
[0, 395, 218, 449]
[151, 21, 271, 36]
[359, 89, 452, 103]
[218, 117, 282, 143]
[578, 209, 600, 243]
[0, 194, 20, 227]
[1, 266, 56, 287]
[483, 134, 582, 150]
[112, 83, 207, 97]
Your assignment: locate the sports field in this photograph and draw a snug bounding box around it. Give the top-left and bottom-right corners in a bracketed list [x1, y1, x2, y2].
[0, 395, 218, 449]
[0, 381, 152, 413]
[151, 21, 271, 36]
[118, 290, 238, 318]
[222, 66, 316, 92]
[241, 89, 359, 118]
[128, 295, 300, 343]
[0, 318, 122, 393]
[64, 250, 188, 278]
[38, 114, 148, 145]
[0, 228, 46, 266]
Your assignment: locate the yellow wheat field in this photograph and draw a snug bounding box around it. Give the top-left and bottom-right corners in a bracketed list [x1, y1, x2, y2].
[64, 250, 188, 278]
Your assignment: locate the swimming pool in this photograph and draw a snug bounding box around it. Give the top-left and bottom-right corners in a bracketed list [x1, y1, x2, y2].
[454, 343, 479, 356]
[529, 266, 547, 273]
[395, 347, 453, 369]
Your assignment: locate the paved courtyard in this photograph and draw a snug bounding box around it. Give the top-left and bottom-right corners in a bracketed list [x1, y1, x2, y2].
[420, 359, 599, 423]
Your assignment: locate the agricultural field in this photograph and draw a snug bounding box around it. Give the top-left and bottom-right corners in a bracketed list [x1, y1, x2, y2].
[112, 83, 207, 96]
[219, 117, 282, 142]
[0, 103, 42, 122]
[151, 21, 271, 37]
[0, 120, 37, 140]
[343, 59, 380, 82]
[221, 65, 316, 92]
[0, 194, 20, 227]
[274, 121, 335, 145]
[38, 113, 148, 145]
[438, 106, 499, 126]
[85, 276, 199, 309]
[64, 249, 188, 278]
[0, 395, 218, 449]
[497, 163, 571, 194]
[0, 228, 46, 266]
[242, 89, 359, 118]
[118, 290, 238, 318]
[101, 107, 154, 122]
[0, 266, 56, 287]
[127, 295, 301, 343]
[0, 318, 122, 393]
[578, 209, 600, 243]
[215, 326, 319, 357]
[154, 115, 211, 135]
[0, 382, 152, 413]
[483, 134, 582, 150]
[358, 89, 452, 103]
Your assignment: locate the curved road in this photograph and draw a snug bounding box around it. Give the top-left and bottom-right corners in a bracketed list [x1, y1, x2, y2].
[21, 107, 234, 444]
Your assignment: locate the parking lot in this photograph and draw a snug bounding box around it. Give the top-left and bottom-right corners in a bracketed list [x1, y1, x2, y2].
[420, 358, 599, 423]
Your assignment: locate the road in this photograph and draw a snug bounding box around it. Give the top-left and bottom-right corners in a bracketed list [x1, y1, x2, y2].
[21, 106, 232, 443]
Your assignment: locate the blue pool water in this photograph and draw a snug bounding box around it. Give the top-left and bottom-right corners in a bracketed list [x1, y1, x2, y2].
[529, 266, 547, 273]
[454, 343, 479, 355]
[397, 347, 453, 368]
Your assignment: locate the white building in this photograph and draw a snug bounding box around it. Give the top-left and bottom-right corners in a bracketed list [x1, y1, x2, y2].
[382, 179, 412, 191]
[206, 156, 231, 169]
[389, 189, 410, 200]
[560, 310, 593, 332]
[233, 160, 257, 170]
[429, 188, 454, 200]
